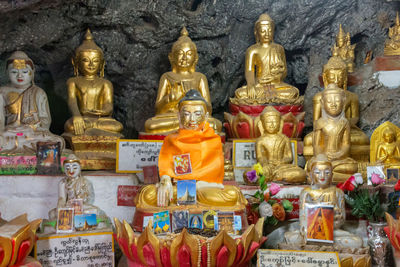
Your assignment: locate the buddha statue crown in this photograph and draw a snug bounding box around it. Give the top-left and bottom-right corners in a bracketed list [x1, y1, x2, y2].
[6, 51, 34, 70]
[63, 154, 80, 165]
[255, 13, 274, 27]
[260, 106, 280, 120]
[73, 29, 105, 77]
[337, 24, 346, 41]
[310, 154, 332, 172]
[169, 27, 198, 72]
[178, 89, 207, 110]
[323, 83, 345, 98]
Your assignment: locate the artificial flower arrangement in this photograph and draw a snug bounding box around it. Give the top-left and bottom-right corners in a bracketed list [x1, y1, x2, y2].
[247, 163, 293, 226]
[337, 173, 399, 222]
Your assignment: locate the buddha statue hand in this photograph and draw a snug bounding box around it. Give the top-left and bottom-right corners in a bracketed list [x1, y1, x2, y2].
[247, 85, 257, 99]
[72, 115, 86, 135]
[156, 175, 173, 207]
[197, 180, 224, 190]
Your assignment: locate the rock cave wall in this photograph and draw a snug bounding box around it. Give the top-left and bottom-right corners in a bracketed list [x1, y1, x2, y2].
[0, 0, 398, 138]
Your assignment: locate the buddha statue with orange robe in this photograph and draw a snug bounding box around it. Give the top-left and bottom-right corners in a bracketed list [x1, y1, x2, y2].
[136, 90, 246, 211]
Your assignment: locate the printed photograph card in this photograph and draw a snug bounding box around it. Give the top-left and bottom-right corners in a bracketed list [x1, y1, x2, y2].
[189, 213, 203, 229]
[367, 165, 386, 185]
[143, 165, 159, 184]
[153, 211, 170, 234]
[387, 168, 400, 184]
[67, 199, 83, 215]
[215, 212, 234, 233]
[177, 180, 196, 205]
[74, 214, 97, 231]
[234, 215, 242, 235]
[56, 208, 74, 233]
[306, 204, 334, 244]
[36, 141, 61, 175]
[173, 154, 192, 175]
[143, 216, 153, 230]
[172, 210, 189, 232]
[203, 210, 217, 230]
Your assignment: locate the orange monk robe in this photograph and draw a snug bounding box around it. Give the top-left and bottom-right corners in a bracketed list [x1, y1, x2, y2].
[158, 122, 224, 184]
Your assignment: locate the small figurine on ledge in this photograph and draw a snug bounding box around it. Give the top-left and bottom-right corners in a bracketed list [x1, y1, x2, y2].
[144, 27, 222, 135]
[137, 90, 246, 210]
[255, 106, 306, 183]
[384, 12, 400, 56]
[233, 13, 300, 105]
[331, 24, 355, 73]
[370, 121, 400, 169]
[0, 51, 65, 153]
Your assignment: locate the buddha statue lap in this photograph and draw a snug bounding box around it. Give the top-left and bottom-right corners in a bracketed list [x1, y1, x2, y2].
[284, 154, 363, 248]
[136, 90, 247, 216]
[332, 25, 355, 73]
[144, 28, 221, 135]
[62, 29, 123, 169]
[303, 55, 369, 161]
[384, 12, 400, 56]
[307, 84, 358, 183]
[255, 106, 306, 184]
[370, 121, 400, 169]
[0, 51, 65, 154]
[232, 13, 300, 105]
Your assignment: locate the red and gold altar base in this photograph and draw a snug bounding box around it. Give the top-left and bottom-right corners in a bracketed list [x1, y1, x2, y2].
[224, 103, 304, 139]
[0, 214, 41, 267]
[114, 218, 266, 267]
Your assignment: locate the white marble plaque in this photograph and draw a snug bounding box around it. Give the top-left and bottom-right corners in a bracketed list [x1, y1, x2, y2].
[232, 140, 257, 168]
[35, 230, 114, 267]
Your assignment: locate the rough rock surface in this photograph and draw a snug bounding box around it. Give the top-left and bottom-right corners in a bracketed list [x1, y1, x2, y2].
[0, 0, 398, 137]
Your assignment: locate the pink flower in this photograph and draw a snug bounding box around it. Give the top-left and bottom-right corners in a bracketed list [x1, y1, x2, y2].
[371, 172, 385, 185]
[269, 183, 281, 196]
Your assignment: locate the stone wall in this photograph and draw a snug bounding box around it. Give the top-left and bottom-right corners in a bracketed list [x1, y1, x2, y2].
[0, 0, 398, 137]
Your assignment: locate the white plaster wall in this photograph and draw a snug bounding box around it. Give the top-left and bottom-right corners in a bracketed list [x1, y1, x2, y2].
[0, 172, 138, 224]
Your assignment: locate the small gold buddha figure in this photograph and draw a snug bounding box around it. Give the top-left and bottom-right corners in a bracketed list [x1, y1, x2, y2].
[233, 13, 300, 105]
[64, 29, 123, 137]
[285, 154, 362, 248]
[332, 25, 355, 73]
[370, 121, 400, 168]
[137, 90, 246, 210]
[255, 106, 306, 183]
[304, 55, 369, 153]
[144, 27, 222, 134]
[384, 12, 400, 56]
[308, 84, 358, 183]
[0, 51, 65, 153]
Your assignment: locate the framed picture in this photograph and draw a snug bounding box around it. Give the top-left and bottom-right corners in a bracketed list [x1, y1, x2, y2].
[36, 141, 61, 175]
[367, 165, 386, 185]
[305, 204, 334, 244]
[56, 208, 74, 233]
[387, 168, 399, 184]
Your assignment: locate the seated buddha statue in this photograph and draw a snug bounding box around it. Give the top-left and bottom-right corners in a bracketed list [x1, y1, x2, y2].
[255, 106, 306, 183]
[304, 55, 369, 153]
[63, 29, 123, 137]
[370, 121, 400, 168]
[331, 24, 355, 73]
[144, 27, 222, 134]
[384, 12, 400, 56]
[284, 154, 363, 248]
[233, 13, 300, 105]
[137, 90, 246, 209]
[307, 84, 358, 183]
[0, 51, 64, 153]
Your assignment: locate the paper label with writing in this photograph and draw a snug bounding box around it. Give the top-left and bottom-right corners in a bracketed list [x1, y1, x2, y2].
[117, 185, 141, 206]
[257, 249, 339, 267]
[116, 139, 163, 173]
[35, 231, 114, 267]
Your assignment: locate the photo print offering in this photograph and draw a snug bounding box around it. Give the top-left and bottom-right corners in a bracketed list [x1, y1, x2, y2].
[36, 141, 61, 175]
[203, 210, 217, 230]
[153, 211, 170, 234]
[173, 154, 192, 175]
[216, 212, 234, 233]
[305, 204, 334, 244]
[143, 165, 159, 184]
[74, 214, 97, 231]
[387, 168, 399, 184]
[177, 180, 196, 205]
[367, 165, 386, 185]
[56, 208, 74, 233]
[189, 213, 203, 229]
[67, 199, 83, 215]
[172, 210, 189, 232]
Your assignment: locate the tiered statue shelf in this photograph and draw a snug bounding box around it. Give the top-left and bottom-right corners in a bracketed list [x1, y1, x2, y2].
[63, 29, 123, 170]
[225, 13, 305, 140]
[141, 27, 222, 139]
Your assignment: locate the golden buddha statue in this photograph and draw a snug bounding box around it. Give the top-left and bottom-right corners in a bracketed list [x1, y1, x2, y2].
[285, 154, 362, 248]
[384, 12, 400, 56]
[307, 84, 358, 183]
[144, 27, 222, 134]
[136, 90, 246, 211]
[303, 55, 369, 158]
[64, 29, 123, 137]
[332, 24, 355, 73]
[255, 106, 306, 183]
[370, 121, 400, 168]
[232, 13, 300, 105]
[0, 51, 65, 153]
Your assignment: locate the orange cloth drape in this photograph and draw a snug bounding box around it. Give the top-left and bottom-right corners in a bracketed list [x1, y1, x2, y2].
[158, 122, 224, 184]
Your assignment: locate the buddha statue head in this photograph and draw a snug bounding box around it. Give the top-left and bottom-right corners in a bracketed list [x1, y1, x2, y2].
[322, 56, 348, 90]
[309, 154, 333, 189]
[169, 27, 198, 73]
[72, 29, 105, 78]
[63, 154, 81, 179]
[254, 13, 274, 44]
[383, 127, 396, 144]
[6, 51, 34, 89]
[259, 106, 282, 135]
[336, 24, 346, 48]
[178, 89, 209, 131]
[321, 84, 345, 118]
